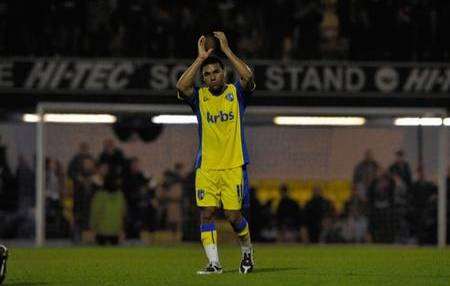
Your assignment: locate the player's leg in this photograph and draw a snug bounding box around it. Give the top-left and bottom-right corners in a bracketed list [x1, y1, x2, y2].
[197, 207, 222, 274]
[0, 244, 8, 285]
[196, 168, 222, 274]
[221, 167, 254, 274]
[223, 210, 254, 274]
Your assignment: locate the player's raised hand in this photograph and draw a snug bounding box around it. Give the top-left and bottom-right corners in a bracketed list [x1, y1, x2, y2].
[213, 31, 231, 53]
[198, 35, 213, 60]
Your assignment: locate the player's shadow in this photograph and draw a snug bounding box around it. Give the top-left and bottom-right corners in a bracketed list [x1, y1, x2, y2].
[223, 267, 300, 274]
[5, 282, 59, 285]
[253, 267, 300, 273]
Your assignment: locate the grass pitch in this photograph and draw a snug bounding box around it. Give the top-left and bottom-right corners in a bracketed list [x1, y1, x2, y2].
[5, 244, 450, 285]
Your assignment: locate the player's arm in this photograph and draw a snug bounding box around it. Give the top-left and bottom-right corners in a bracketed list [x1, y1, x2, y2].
[176, 36, 213, 98]
[213, 31, 255, 92]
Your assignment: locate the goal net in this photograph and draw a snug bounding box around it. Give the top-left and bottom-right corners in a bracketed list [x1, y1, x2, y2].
[0, 103, 447, 247]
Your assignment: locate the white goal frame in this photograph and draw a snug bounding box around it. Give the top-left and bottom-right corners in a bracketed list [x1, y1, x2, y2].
[35, 102, 448, 247]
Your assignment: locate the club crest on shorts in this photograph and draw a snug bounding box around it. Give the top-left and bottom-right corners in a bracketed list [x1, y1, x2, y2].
[226, 93, 234, 102]
[197, 189, 205, 200]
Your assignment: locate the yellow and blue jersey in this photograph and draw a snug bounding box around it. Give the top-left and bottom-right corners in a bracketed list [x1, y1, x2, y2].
[181, 81, 252, 170]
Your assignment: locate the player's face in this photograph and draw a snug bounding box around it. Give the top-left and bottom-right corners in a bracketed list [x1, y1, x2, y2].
[202, 64, 225, 91]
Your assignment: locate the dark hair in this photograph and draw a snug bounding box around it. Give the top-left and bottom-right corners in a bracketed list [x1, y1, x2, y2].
[200, 56, 224, 73]
[104, 172, 121, 192]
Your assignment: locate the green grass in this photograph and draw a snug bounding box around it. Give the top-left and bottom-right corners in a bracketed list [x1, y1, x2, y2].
[5, 244, 450, 285]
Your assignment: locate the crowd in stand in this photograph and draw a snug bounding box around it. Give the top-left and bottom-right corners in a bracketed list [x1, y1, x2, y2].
[254, 149, 438, 245]
[0, 133, 444, 245]
[0, 137, 195, 245]
[65, 139, 197, 245]
[1, 0, 449, 61]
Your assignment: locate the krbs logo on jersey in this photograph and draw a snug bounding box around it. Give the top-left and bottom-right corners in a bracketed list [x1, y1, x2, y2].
[226, 93, 234, 101]
[207, 111, 235, 123]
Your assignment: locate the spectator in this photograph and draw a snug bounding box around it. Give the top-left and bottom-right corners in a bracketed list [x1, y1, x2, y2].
[149, 2, 176, 58]
[0, 0, 8, 54]
[92, 162, 109, 188]
[292, 0, 323, 59]
[46, 158, 64, 203]
[0, 135, 15, 213]
[341, 183, 370, 243]
[52, 0, 84, 55]
[0, 135, 12, 178]
[258, 199, 278, 242]
[247, 186, 263, 242]
[341, 205, 371, 243]
[181, 168, 199, 242]
[393, 0, 414, 61]
[320, 0, 344, 59]
[0, 144, 18, 238]
[343, 184, 367, 216]
[411, 167, 437, 244]
[159, 163, 186, 229]
[436, 1, 450, 60]
[262, 0, 293, 59]
[353, 149, 380, 200]
[73, 157, 99, 243]
[389, 150, 412, 188]
[85, 0, 114, 56]
[319, 208, 344, 243]
[67, 142, 93, 181]
[276, 184, 301, 242]
[116, 0, 151, 57]
[420, 191, 437, 245]
[90, 172, 126, 246]
[163, 163, 185, 186]
[347, 0, 370, 60]
[366, 0, 396, 60]
[1, 1, 449, 60]
[392, 172, 410, 243]
[98, 139, 125, 176]
[122, 157, 154, 238]
[15, 155, 35, 238]
[304, 186, 333, 243]
[45, 158, 67, 238]
[16, 155, 35, 208]
[165, 182, 183, 241]
[367, 172, 395, 243]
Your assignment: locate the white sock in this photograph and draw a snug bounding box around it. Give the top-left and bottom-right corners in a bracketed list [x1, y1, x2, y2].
[241, 245, 253, 256]
[204, 244, 220, 265]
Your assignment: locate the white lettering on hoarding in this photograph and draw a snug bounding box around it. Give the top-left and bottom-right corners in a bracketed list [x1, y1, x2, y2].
[425, 69, 440, 92]
[265, 66, 284, 91]
[50, 61, 70, 89]
[70, 62, 92, 89]
[150, 65, 169, 90]
[85, 62, 114, 90]
[108, 63, 134, 90]
[345, 67, 365, 92]
[25, 61, 57, 89]
[286, 66, 303, 90]
[403, 69, 429, 92]
[323, 67, 343, 91]
[301, 67, 321, 91]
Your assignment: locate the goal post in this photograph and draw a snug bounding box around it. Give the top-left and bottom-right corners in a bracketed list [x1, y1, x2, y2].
[438, 124, 447, 247]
